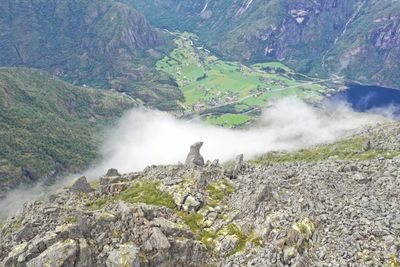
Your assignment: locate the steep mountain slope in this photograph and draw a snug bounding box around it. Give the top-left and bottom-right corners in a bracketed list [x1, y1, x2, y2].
[0, 0, 183, 109]
[0, 68, 136, 195]
[1, 122, 400, 266]
[123, 0, 400, 89]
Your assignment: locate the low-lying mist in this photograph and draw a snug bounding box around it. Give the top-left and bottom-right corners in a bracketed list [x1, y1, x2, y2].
[0, 98, 385, 219]
[85, 98, 379, 178]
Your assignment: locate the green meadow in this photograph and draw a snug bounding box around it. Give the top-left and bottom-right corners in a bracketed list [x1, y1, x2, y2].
[157, 32, 329, 127]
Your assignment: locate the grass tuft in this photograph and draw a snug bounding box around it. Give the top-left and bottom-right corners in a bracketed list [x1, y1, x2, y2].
[253, 137, 400, 163]
[178, 211, 204, 233]
[390, 254, 400, 267]
[87, 180, 176, 210]
[206, 179, 234, 207]
[119, 181, 176, 209]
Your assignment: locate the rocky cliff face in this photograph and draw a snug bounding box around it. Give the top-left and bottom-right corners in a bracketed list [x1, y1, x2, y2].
[124, 0, 400, 89]
[2, 122, 400, 266]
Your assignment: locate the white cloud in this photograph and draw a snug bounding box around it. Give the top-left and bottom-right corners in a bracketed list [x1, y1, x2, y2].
[84, 98, 380, 179]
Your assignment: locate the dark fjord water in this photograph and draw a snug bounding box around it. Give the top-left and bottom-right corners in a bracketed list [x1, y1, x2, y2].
[327, 83, 400, 118]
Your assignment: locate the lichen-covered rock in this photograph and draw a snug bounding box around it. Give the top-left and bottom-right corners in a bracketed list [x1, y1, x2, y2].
[26, 239, 78, 267]
[77, 238, 93, 267]
[14, 223, 35, 242]
[182, 194, 203, 212]
[144, 227, 171, 251]
[100, 169, 126, 194]
[3, 242, 29, 267]
[232, 154, 244, 178]
[106, 243, 140, 267]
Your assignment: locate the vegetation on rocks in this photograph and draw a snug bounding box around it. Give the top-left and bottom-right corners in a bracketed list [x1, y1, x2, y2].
[178, 212, 205, 233]
[390, 254, 400, 267]
[253, 136, 400, 164]
[88, 180, 176, 210]
[11, 219, 22, 231]
[119, 181, 176, 209]
[224, 224, 263, 256]
[206, 179, 234, 207]
[2, 123, 400, 266]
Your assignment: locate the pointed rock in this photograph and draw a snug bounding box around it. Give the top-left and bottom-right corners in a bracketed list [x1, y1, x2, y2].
[69, 176, 93, 194]
[185, 142, 205, 167]
[105, 168, 121, 177]
[231, 154, 244, 179]
[100, 168, 125, 194]
[211, 159, 220, 167]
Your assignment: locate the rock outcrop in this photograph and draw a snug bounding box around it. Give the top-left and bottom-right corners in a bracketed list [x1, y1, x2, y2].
[185, 142, 205, 167]
[69, 176, 93, 194]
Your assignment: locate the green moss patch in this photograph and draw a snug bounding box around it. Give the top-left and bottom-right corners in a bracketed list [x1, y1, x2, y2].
[65, 216, 78, 224]
[89, 180, 100, 190]
[206, 179, 234, 207]
[87, 197, 113, 210]
[12, 218, 22, 230]
[225, 224, 262, 256]
[119, 181, 176, 209]
[87, 180, 176, 210]
[178, 211, 204, 233]
[390, 254, 400, 267]
[253, 137, 400, 163]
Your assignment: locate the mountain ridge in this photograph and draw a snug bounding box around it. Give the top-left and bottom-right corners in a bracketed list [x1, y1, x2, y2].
[0, 0, 183, 109]
[123, 0, 400, 89]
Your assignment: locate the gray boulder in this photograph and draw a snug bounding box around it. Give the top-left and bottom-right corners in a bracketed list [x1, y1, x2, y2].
[106, 243, 140, 267]
[26, 239, 78, 267]
[182, 194, 203, 212]
[185, 142, 205, 167]
[229, 154, 244, 179]
[144, 228, 171, 251]
[3, 242, 29, 267]
[69, 176, 93, 194]
[100, 168, 125, 194]
[14, 223, 35, 243]
[76, 239, 93, 267]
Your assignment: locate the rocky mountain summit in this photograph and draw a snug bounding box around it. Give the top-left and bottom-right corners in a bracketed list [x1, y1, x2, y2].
[1, 122, 400, 266]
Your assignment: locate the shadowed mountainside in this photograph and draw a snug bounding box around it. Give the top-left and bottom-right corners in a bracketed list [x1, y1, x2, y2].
[123, 0, 400, 89]
[0, 0, 183, 109]
[0, 67, 137, 195]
